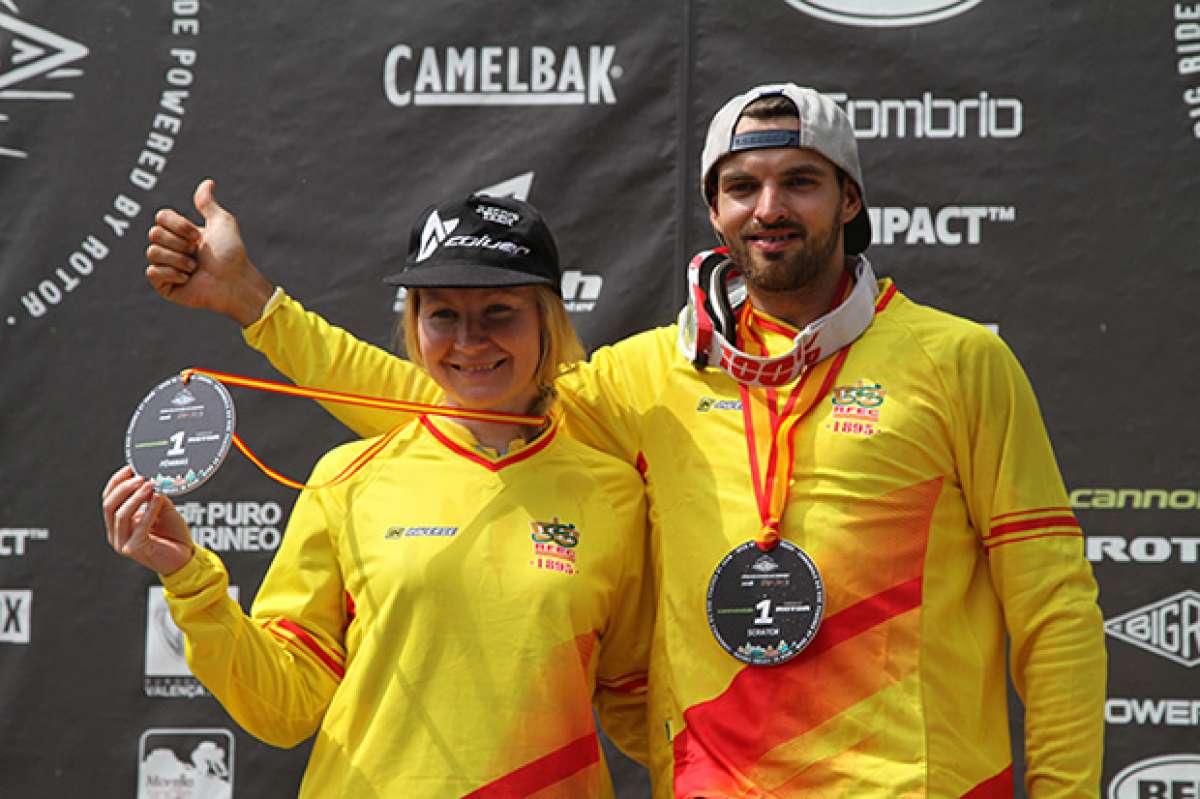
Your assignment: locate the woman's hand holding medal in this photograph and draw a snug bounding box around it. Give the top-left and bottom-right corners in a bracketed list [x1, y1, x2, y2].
[101, 465, 194, 577]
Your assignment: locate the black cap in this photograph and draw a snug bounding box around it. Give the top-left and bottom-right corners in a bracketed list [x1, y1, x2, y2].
[384, 194, 560, 293]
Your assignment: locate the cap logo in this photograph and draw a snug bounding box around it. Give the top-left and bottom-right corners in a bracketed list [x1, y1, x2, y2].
[416, 209, 460, 262]
[475, 204, 520, 226]
[442, 234, 531, 257]
[730, 129, 802, 152]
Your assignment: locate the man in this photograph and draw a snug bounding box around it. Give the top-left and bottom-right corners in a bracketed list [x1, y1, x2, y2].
[147, 84, 1105, 797]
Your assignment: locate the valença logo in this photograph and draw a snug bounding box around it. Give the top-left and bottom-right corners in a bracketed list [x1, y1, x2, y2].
[783, 1, 982, 28]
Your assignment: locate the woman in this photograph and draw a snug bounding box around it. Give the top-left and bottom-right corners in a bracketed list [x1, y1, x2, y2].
[103, 194, 650, 797]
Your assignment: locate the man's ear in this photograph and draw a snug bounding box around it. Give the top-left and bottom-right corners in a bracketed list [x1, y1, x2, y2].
[841, 180, 863, 224]
[708, 201, 728, 247]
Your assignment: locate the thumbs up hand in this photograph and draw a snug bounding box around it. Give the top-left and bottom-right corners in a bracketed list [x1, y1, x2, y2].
[146, 178, 275, 326]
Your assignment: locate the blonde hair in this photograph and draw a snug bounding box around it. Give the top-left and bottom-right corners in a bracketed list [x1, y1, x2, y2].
[395, 284, 585, 398]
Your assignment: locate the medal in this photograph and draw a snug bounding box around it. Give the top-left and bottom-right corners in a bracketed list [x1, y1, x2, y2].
[704, 269, 877, 665]
[123, 367, 554, 494]
[124, 373, 236, 495]
[707, 539, 825, 666]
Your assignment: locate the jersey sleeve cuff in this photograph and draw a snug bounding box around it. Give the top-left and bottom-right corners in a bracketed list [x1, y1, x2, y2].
[160, 546, 227, 599]
[242, 286, 287, 340]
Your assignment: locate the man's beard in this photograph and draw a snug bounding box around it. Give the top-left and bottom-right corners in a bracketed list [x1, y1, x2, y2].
[727, 210, 842, 294]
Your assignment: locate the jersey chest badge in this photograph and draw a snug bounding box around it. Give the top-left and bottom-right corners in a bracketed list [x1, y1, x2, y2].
[827, 380, 887, 437]
[529, 517, 580, 576]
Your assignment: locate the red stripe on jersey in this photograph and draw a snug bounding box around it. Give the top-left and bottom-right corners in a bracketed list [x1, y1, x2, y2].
[271, 619, 345, 680]
[673, 577, 924, 794]
[985, 530, 1084, 551]
[575, 630, 597, 673]
[875, 282, 898, 311]
[750, 311, 798, 338]
[463, 732, 599, 798]
[961, 764, 1014, 797]
[747, 269, 851, 339]
[636, 451, 649, 477]
[989, 505, 1071, 522]
[985, 514, 1080, 539]
[344, 592, 356, 624]
[420, 415, 557, 472]
[672, 477, 942, 795]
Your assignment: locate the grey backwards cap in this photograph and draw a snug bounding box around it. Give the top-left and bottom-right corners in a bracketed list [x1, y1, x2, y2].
[701, 83, 871, 255]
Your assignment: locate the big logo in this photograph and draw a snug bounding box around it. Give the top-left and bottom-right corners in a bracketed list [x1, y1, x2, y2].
[782, 0, 982, 27]
[0, 2, 88, 160]
[3, 2, 203, 330]
[1108, 754, 1200, 799]
[1104, 590, 1200, 668]
[384, 44, 620, 107]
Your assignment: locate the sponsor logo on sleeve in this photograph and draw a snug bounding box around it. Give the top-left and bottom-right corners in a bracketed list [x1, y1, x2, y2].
[1107, 754, 1200, 799]
[144, 585, 239, 698]
[384, 44, 622, 107]
[1104, 590, 1200, 668]
[0, 589, 31, 643]
[138, 728, 234, 799]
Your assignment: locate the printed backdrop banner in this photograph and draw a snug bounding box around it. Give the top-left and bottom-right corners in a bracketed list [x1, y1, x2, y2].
[1, 1, 1197, 796]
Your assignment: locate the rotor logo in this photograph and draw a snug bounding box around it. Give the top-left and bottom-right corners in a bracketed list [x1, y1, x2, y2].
[1105, 590, 1200, 668]
[416, 210, 460, 262]
[0, 3, 89, 160]
[783, 1, 982, 27]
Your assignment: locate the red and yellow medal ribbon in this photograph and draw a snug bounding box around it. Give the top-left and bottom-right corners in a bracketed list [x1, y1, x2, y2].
[180, 367, 547, 491]
[735, 274, 854, 551]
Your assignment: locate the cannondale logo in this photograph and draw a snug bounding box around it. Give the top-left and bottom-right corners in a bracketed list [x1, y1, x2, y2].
[0, 1, 89, 159]
[782, 1, 982, 27]
[416, 210, 459, 262]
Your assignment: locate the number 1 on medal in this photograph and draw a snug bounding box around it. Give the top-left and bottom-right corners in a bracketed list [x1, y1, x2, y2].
[166, 430, 187, 456]
[754, 598, 774, 625]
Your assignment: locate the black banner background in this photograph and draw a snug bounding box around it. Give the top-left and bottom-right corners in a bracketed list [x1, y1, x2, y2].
[2, 1, 1197, 796]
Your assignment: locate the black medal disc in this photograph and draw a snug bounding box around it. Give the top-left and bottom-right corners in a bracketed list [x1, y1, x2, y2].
[706, 539, 825, 666]
[124, 374, 235, 496]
